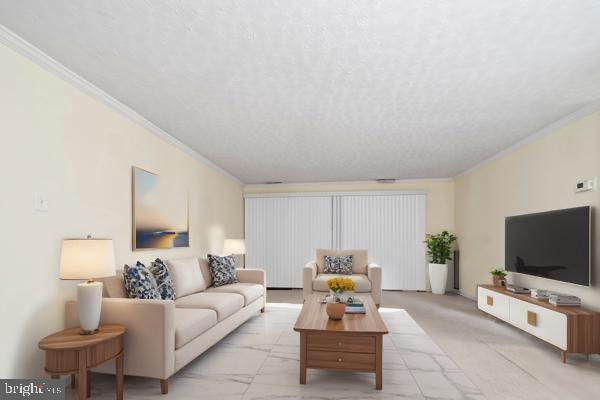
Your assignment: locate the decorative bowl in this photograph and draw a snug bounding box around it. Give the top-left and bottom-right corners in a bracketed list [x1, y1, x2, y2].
[326, 302, 346, 320]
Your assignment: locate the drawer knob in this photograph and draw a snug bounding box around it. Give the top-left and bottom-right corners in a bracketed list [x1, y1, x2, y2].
[338, 358, 342, 362]
[337, 342, 342, 347]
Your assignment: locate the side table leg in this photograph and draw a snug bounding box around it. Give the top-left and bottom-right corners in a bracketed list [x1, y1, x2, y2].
[299, 332, 307, 384]
[86, 370, 91, 398]
[116, 352, 124, 400]
[375, 335, 383, 390]
[78, 350, 87, 400]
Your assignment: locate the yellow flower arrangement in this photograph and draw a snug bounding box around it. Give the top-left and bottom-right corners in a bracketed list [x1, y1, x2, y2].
[327, 277, 355, 293]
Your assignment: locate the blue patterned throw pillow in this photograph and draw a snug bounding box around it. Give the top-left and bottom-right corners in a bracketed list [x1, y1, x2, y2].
[123, 262, 161, 299]
[323, 255, 353, 275]
[207, 254, 238, 287]
[148, 258, 176, 300]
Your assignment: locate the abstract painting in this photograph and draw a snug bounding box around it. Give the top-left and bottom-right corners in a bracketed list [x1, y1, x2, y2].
[132, 167, 189, 250]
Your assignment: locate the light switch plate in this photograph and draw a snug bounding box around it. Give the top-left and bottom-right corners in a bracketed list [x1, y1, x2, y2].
[34, 192, 49, 211]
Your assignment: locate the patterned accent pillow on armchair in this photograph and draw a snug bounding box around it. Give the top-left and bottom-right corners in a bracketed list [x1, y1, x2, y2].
[323, 255, 353, 275]
[123, 262, 161, 299]
[148, 258, 176, 300]
[207, 254, 238, 287]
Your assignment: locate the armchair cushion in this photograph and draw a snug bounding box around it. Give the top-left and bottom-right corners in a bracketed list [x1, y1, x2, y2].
[206, 283, 264, 306]
[312, 273, 372, 292]
[316, 249, 368, 274]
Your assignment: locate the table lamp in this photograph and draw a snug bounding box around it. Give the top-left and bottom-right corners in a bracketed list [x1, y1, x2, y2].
[223, 239, 246, 268]
[59, 236, 116, 335]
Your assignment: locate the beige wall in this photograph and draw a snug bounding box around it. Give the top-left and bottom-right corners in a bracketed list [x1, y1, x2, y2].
[244, 180, 455, 235]
[0, 43, 243, 378]
[455, 111, 600, 308]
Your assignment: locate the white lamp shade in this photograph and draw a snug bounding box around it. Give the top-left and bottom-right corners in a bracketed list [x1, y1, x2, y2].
[59, 238, 116, 280]
[223, 239, 246, 255]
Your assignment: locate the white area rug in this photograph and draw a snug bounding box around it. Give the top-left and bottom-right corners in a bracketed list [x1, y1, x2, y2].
[78, 303, 485, 399]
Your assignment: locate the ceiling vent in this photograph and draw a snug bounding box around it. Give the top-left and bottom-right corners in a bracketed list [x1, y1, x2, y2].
[375, 179, 396, 184]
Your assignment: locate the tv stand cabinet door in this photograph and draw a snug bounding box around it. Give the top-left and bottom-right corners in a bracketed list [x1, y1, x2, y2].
[478, 287, 509, 322]
[508, 297, 567, 350]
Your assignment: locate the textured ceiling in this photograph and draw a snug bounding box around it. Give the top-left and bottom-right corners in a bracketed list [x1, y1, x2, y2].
[1, 1, 600, 183]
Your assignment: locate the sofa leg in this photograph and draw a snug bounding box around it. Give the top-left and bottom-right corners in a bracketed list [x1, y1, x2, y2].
[160, 379, 168, 394]
[260, 307, 265, 313]
[376, 304, 380, 309]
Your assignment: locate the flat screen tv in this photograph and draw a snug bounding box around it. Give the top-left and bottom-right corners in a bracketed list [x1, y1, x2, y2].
[505, 206, 591, 287]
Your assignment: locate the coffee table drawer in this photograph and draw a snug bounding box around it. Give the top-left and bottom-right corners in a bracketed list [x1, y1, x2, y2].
[307, 334, 375, 353]
[307, 351, 375, 371]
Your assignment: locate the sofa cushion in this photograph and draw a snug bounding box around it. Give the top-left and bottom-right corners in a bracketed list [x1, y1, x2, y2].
[313, 274, 372, 292]
[174, 308, 217, 349]
[167, 257, 207, 297]
[323, 255, 353, 275]
[199, 258, 213, 288]
[206, 283, 264, 306]
[175, 292, 244, 321]
[148, 258, 176, 300]
[316, 249, 368, 274]
[123, 262, 161, 299]
[207, 254, 238, 287]
[101, 273, 127, 298]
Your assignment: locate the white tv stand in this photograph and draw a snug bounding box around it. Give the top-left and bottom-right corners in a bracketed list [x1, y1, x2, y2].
[477, 285, 600, 362]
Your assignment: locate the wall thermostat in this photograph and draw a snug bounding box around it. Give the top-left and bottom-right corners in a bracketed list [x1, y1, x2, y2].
[575, 178, 596, 193]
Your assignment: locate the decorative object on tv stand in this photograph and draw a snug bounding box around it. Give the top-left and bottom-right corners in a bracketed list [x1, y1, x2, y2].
[59, 236, 116, 335]
[490, 268, 507, 287]
[132, 166, 189, 250]
[223, 238, 246, 268]
[424, 230, 457, 294]
[326, 277, 355, 319]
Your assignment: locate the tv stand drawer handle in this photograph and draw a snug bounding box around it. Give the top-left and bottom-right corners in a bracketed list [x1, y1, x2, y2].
[527, 311, 537, 326]
[487, 296, 494, 306]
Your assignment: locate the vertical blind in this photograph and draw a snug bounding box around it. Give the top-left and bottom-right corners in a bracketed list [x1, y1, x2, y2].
[244, 192, 426, 289]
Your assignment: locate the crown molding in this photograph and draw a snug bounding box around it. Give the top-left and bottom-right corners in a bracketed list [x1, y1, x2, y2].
[0, 24, 243, 185]
[455, 100, 600, 179]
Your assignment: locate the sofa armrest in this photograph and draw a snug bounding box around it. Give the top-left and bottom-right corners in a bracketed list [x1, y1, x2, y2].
[367, 263, 382, 306]
[303, 261, 317, 301]
[65, 298, 176, 380]
[236, 268, 266, 286]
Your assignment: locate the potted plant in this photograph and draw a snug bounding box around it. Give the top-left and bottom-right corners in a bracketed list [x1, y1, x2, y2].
[490, 269, 507, 287]
[326, 277, 355, 319]
[424, 230, 457, 295]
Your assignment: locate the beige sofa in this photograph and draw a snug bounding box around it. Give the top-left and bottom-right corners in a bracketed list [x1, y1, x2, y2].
[303, 249, 382, 306]
[65, 257, 265, 394]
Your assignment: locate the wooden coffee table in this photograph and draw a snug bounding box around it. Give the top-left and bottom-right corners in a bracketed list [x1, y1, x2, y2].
[293, 294, 388, 389]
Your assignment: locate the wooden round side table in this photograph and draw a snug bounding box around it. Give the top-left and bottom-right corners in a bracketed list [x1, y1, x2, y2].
[38, 324, 126, 400]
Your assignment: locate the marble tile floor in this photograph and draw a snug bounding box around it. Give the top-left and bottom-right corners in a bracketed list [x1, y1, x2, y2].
[68, 299, 484, 400]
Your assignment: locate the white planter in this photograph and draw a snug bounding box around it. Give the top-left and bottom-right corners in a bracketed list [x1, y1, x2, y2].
[429, 263, 448, 295]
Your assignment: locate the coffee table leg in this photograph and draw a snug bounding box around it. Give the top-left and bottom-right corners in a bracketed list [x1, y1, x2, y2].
[78, 350, 87, 400]
[116, 352, 124, 400]
[299, 332, 307, 384]
[375, 335, 383, 390]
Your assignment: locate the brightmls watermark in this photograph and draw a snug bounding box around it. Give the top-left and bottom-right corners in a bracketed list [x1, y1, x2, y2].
[1, 379, 65, 399]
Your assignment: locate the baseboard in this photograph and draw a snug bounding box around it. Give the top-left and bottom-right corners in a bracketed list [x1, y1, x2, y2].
[459, 290, 477, 301]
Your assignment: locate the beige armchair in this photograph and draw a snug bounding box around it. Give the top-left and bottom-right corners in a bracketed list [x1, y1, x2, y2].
[303, 249, 382, 306]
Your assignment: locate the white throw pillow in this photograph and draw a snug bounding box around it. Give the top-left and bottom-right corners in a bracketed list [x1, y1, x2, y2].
[167, 257, 207, 297]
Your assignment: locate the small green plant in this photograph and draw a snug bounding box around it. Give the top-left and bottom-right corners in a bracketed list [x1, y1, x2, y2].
[490, 268, 507, 277]
[424, 231, 457, 264]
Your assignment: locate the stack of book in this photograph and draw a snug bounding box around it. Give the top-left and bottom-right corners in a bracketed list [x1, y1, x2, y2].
[549, 293, 581, 307]
[345, 301, 366, 314]
[530, 289, 551, 300]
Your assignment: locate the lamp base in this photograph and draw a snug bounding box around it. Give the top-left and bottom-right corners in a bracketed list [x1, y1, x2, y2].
[77, 281, 103, 335]
[79, 328, 99, 335]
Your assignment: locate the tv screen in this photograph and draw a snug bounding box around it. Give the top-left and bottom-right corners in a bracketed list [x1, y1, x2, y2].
[505, 206, 591, 286]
